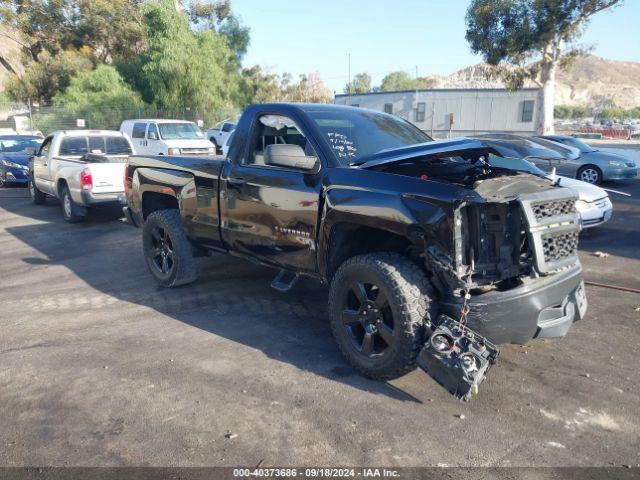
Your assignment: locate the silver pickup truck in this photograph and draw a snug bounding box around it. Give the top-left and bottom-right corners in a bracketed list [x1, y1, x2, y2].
[29, 130, 133, 222]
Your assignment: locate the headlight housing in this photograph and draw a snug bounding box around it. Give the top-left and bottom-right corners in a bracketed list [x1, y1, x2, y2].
[208, 147, 216, 155]
[167, 148, 181, 156]
[608, 160, 626, 167]
[575, 200, 591, 213]
[1, 159, 22, 168]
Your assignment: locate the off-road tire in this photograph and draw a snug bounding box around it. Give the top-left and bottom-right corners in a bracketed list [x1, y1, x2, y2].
[29, 175, 47, 205]
[60, 185, 85, 223]
[328, 252, 436, 381]
[577, 165, 603, 185]
[143, 209, 199, 287]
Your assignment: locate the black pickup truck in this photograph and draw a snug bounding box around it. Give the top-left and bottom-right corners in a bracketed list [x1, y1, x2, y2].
[124, 103, 587, 384]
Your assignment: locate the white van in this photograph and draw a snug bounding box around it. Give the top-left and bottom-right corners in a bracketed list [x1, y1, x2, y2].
[120, 119, 216, 156]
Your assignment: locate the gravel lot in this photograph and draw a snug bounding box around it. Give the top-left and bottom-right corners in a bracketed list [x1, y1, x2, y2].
[0, 179, 639, 467]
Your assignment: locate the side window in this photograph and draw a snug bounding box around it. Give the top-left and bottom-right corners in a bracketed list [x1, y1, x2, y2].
[59, 137, 88, 155]
[222, 122, 234, 133]
[132, 122, 147, 139]
[416, 102, 426, 122]
[384, 103, 393, 114]
[244, 114, 315, 167]
[147, 123, 159, 139]
[39, 137, 53, 157]
[521, 100, 535, 122]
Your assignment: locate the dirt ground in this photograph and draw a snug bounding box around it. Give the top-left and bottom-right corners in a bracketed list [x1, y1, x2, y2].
[0, 179, 638, 467]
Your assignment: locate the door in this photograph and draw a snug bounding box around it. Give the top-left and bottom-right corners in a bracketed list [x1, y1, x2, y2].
[32, 136, 54, 193]
[146, 123, 161, 154]
[131, 122, 148, 154]
[219, 113, 323, 274]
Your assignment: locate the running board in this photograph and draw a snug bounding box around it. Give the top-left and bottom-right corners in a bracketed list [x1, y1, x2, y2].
[270, 269, 300, 293]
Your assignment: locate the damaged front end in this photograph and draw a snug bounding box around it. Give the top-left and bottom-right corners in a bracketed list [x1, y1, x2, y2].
[360, 139, 588, 400]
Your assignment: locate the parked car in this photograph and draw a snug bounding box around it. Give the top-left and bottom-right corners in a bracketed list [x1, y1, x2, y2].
[536, 135, 638, 184]
[120, 119, 216, 156]
[205, 121, 236, 151]
[29, 130, 133, 222]
[486, 155, 613, 228]
[0, 135, 43, 187]
[124, 104, 587, 388]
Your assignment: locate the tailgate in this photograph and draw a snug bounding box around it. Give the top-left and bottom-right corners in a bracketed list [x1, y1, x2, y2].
[88, 161, 126, 194]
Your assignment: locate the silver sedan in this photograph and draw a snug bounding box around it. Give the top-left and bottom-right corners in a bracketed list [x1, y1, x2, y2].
[536, 135, 637, 185]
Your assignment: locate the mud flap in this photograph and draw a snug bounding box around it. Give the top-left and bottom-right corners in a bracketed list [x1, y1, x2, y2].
[416, 315, 499, 402]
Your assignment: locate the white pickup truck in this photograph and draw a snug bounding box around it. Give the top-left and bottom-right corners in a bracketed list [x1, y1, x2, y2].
[205, 121, 236, 152]
[29, 130, 133, 222]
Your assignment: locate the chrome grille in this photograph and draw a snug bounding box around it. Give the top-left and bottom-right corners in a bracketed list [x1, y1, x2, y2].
[531, 199, 576, 220]
[181, 148, 210, 155]
[542, 231, 579, 263]
[518, 189, 581, 275]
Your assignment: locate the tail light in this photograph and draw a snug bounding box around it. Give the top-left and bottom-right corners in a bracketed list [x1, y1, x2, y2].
[124, 166, 129, 196]
[80, 167, 93, 191]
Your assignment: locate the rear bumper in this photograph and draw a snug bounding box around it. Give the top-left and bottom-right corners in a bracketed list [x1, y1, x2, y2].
[80, 190, 126, 207]
[438, 263, 586, 345]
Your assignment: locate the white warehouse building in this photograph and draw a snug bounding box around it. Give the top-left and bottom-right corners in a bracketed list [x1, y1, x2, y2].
[334, 88, 541, 138]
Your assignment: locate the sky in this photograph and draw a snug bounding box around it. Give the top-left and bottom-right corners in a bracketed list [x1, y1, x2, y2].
[230, 0, 640, 93]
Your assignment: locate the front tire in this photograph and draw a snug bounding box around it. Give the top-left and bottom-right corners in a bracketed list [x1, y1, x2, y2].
[328, 253, 436, 381]
[143, 209, 199, 287]
[29, 176, 47, 205]
[577, 165, 602, 185]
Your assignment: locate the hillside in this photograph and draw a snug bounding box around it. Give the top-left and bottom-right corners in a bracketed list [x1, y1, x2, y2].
[0, 25, 24, 93]
[437, 55, 640, 109]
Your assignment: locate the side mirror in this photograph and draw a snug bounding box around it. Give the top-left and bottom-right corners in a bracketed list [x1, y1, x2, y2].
[265, 144, 318, 171]
[148, 132, 157, 140]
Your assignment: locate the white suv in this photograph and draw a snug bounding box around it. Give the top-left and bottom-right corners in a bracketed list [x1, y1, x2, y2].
[120, 119, 216, 156]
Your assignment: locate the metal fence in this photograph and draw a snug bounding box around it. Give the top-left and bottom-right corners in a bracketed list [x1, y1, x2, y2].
[1, 103, 230, 135]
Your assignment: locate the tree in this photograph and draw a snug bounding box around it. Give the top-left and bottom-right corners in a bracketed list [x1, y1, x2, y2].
[0, 0, 145, 103]
[184, 0, 250, 62]
[5, 48, 93, 104]
[465, 0, 623, 134]
[0, 0, 145, 62]
[239, 65, 282, 105]
[344, 73, 372, 94]
[379, 71, 439, 92]
[283, 73, 333, 103]
[48, 65, 144, 130]
[128, 0, 240, 123]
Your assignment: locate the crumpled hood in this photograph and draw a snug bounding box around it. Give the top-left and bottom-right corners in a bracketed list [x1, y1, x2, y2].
[0, 152, 30, 166]
[554, 175, 608, 202]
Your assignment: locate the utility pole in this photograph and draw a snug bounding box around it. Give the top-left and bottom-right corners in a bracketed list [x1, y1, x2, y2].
[347, 53, 351, 102]
[415, 65, 419, 122]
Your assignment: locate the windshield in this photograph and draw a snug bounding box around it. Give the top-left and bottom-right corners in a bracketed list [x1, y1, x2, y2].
[486, 154, 547, 177]
[158, 122, 205, 140]
[556, 137, 595, 153]
[0, 137, 43, 153]
[59, 136, 132, 155]
[307, 110, 432, 165]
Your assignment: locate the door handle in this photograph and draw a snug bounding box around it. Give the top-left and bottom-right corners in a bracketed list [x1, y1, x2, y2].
[227, 177, 246, 187]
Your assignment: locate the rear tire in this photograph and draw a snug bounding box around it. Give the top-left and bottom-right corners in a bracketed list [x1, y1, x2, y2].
[60, 185, 85, 223]
[328, 252, 436, 381]
[29, 175, 47, 205]
[577, 165, 602, 185]
[143, 209, 199, 287]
